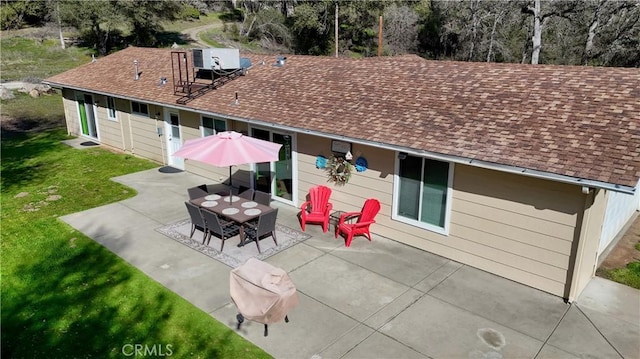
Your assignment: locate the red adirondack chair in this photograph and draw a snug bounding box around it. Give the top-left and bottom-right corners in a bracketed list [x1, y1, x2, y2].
[335, 198, 381, 247]
[300, 185, 333, 232]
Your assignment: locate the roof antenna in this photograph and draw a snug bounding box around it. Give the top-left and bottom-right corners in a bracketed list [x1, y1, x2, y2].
[134, 60, 139, 80]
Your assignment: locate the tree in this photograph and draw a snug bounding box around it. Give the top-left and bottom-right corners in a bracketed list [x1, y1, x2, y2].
[290, 1, 333, 55]
[244, 7, 291, 50]
[579, 0, 640, 66]
[118, 0, 181, 47]
[58, 0, 124, 55]
[0, 0, 47, 30]
[337, 0, 386, 56]
[382, 3, 419, 55]
[56, 0, 181, 55]
[44, 0, 66, 49]
[522, 0, 578, 64]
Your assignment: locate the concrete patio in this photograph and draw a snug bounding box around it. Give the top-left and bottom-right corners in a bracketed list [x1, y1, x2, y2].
[60, 166, 640, 359]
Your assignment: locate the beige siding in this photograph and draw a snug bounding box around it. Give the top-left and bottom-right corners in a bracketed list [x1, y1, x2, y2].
[129, 114, 164, 163]
[116, 98, 133, 152]
[95, 95, 130, 152]
[297, 134, 395, 210]
[295, 136, 583, 297]
[568, 188, 607, 301]
[434, 166, 581, 296]
[57, 93, 591, 298]
[62, 89, 80, 136]
[94, 98, 123, 150]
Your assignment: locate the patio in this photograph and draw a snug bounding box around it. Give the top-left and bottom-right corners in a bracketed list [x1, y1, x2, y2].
[60, 166, 639, 358]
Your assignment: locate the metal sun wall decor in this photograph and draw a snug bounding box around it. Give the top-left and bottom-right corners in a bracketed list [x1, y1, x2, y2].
[316, 155, 327, 169]
[355, 157, 368, 172]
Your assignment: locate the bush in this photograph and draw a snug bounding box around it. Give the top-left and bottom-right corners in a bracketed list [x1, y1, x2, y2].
[178, 5, 201, 20]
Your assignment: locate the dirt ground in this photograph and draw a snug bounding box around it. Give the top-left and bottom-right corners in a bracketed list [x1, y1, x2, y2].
[597, 214, 640, 272]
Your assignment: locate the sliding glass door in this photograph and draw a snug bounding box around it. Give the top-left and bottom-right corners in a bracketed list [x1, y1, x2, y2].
[250, 128, 295, 204]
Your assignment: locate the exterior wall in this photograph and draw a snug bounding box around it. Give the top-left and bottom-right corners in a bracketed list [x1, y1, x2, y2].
[116, 98, 133, 152]
[599, 183, 640, 254]
[568, 188, 607, 301]
[59, 91, 601, 299]
[175, 114, 250, 187]
[451, 166, 584, 297]
[127, 105, 164, 163]
[62, 89, 80, 136]
[94, 94, 126, 151]
[296, 134, 585, 297]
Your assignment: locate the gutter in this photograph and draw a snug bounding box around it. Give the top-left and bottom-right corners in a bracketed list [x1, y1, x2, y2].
[43, 81, 637, 195]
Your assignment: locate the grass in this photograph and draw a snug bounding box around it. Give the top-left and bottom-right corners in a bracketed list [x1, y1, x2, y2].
[156, 13, 223, 48]
[0, 128, 272, 358]
[1, 91, 66, 131]
[160, 13, 221, 33]
[597, 241, 640, 290]
[0, 36, 92, 82]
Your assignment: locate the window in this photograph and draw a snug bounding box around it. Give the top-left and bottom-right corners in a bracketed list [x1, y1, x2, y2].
[394, 153, 452, 233]
[201, 116, 226, 136]
[107, 96, 117, 121]
[131, 101, 148, 116]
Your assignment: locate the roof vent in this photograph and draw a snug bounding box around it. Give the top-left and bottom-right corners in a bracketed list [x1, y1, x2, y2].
[275, 56, 287, 67]
[134, 60, 139, 80]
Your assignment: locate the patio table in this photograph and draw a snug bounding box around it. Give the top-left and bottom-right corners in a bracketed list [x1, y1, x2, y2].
[191, 194, 274, 247]
[330, 210, 357, 230]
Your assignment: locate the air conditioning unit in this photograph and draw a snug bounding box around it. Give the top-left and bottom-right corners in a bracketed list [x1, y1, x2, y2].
[192, 48, 240, 70]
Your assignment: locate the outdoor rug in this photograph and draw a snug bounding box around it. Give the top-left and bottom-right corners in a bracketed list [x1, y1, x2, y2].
[156, 219, 311, 268]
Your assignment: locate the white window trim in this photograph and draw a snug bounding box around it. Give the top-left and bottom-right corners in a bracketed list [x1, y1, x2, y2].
[131, 101, 149, 117]
[74, 91, 101, 140]
[200, 115, 228, 137]
[107, 96, 117, 121]
[391, 153, 454, 236]
[247, 124, 298, 207]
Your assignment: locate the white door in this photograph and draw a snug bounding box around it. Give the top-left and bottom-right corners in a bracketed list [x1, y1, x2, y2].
[165, 111, 184, 169]
[75, 92, 99, 139]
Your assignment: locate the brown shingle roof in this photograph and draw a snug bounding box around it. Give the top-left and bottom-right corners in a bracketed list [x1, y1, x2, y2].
[45, 46, 640, 189]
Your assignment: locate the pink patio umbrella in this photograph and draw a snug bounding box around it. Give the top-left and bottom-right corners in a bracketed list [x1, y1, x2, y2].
[173, 131, 282, 197]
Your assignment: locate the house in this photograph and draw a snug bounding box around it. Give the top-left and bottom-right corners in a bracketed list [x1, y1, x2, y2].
[44, 46, 640, 302]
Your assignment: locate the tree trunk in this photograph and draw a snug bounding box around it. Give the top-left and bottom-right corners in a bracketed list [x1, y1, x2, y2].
[531, 0, 542, 64]
[468, 0, 480, 61]
[486, 10, 502, 62]
[335, 3, 338, 58]
[57, 2, 65, 49]
[581, 0, 603, 65]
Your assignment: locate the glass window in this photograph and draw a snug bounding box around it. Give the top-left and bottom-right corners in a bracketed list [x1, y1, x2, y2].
[202, 116, 226, 136]
[107, 96, 117, 120]
[396, 154, 450, 229]
[131, 101, 148, 116]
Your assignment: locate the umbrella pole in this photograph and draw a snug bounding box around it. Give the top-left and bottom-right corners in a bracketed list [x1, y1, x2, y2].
[229, 166, 233, 201]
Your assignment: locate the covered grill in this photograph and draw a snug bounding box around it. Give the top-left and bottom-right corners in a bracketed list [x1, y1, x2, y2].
[230, 258, 299, 336]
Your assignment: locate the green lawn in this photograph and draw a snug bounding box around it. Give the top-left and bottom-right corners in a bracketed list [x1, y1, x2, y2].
[0, 36, 92, 82]
[1, 91, 66, 132]
[597, 241, 640, 290]
[1, 129, 271, 358]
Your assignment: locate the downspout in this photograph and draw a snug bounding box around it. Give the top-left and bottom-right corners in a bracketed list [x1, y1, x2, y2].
[157, 112, 166, 166]
[119, 103, 126, 151]
[128, 113, 135, 154]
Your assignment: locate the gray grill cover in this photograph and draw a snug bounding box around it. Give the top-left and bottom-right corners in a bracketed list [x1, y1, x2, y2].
[230, 258, 299, 324]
